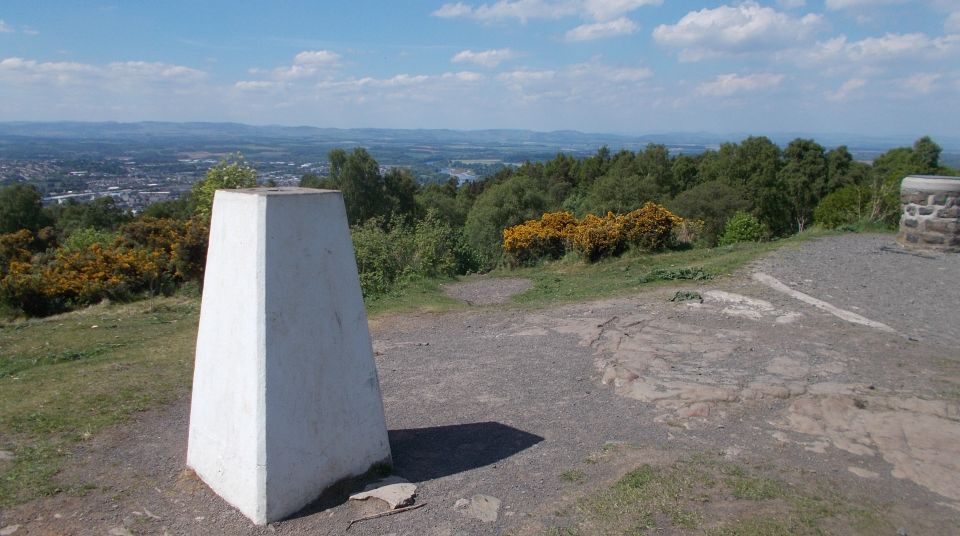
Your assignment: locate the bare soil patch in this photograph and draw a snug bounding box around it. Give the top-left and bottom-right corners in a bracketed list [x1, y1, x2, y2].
[2, 234, 959, 535]
[442, 277, 533, 305]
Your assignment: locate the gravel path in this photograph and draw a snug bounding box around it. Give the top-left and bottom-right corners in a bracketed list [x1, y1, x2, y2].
[3, 233, 959, 536]
[753, 233, 960, 349]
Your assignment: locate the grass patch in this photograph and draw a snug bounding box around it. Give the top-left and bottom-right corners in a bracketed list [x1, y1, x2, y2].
[364, 277, 467, 318]
[366, 227, 835, 317]
[543, 455, 894, 536]
[638, 266, 713, 283]
[0, 296, 199, 506]
[507, 228, 834, 309]
[560, 469, 586, 483]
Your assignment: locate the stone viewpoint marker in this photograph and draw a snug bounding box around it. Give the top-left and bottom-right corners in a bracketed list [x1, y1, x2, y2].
[187, 188, 392, 524]
[898, 175, 960, 252]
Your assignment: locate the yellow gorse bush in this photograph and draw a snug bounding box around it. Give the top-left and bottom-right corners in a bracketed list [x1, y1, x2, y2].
[572, 212, 624, 260]
[620, 202, 684, 251]
[38, 244, 161, 302]
[502, 211, 578, 264]
[0, 218, 209, 316]
[502, 204, 683, 263]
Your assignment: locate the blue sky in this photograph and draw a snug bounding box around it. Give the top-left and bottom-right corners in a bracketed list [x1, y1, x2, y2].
[0, 1, 957, 137]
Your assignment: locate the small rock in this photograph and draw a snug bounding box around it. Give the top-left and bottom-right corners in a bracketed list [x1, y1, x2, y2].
[349, 476, 417, 509]
[677, 402, 711, 418]
[897, 528, 908, 536]
[0, 450, 14, 462]
[0, 525, 21, 536]
[454, 498, 470, 509]
[462, 495, 501, 523]
[108, 529, 134, 536]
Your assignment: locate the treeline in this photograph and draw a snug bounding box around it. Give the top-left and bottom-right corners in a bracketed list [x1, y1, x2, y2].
[0, 137, 954, 316]
[305, 135, 953, 268]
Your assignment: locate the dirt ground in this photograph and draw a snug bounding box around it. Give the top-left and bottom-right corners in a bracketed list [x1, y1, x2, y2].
[2, 233, 959, 535]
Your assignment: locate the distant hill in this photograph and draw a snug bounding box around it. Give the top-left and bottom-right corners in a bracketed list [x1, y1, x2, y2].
[0, 121, 956, 164]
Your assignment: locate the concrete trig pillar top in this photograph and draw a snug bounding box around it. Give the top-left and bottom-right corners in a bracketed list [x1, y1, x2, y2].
[187, 187, 391, 524]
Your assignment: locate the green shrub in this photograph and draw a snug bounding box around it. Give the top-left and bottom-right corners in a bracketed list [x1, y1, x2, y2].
[60, 228, 118, 252]
[669, 181, 750, 247]
[409, 213, 480, 278]
[351, 215, 479, 299]
[814, 185, 871, 229]
[718, 212, 768, 246]
[351, 219, 414, 298]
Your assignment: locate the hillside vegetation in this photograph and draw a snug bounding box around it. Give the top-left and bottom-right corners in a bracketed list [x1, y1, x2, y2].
[0, 136, 954, 318]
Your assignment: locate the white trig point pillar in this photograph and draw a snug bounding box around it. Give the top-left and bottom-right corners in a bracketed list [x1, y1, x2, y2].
[187, 188, 391, 525]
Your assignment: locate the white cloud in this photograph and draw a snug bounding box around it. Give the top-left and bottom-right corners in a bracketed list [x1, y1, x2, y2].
[581, 0, 662, 21]
[272, 50, 341, 80]
[696, 73, 785, 96]
[432, 0, 659, 23]
[653, 2, 822, 61]
[107, 61, 206, 82]
[826, 77, 866, 101]
[293, 50, 340, 65]
[808, 33, 960, 64]
[432, 2, 477, 18]
[235, 80, 281, 90]
[946, 11, 960, 33]
[777, 0, 806, 7]
[442, 71, 486, 82]
[899, 73, 942, 94]
[451, 48, 517, 67]
[565, 17, 638, 41]
[22, 26, 39, 36]
[497, 69, 557, 90]
[496, 61, 651, 100]
[0, 57, 97, 85]
[433, 0, 574, 22]
[824, 0, 905, 10]
[567, 62, 652, 81]
[362, 74, 432, 87]
[0, 20, 13, 33]
[0, 57, 205, 87]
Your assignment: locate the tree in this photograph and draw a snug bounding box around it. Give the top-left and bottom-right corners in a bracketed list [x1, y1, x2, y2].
[417, 180, 469, 227]
[636, 143, 675, 196]
[191, 154, 258, 222]
[142, 197, 192, 220]
[826, 145, 855, 192]
[671, 154, 699, 193]
[780, 139, 827, 232]
[911, 136, 941, 173]
[328, 148, 348, 183]
[0, 184, 50, 234]
[669, 181, 751, 246]
[48, 196, 131, 234]
[734, 136, 788, 235]
[338, 148, 383, 225]
[464, 174, 549, 267]
[583, 170, 659, 216]
[299, 173, 337, 190]
[381, 167, 419, 222]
